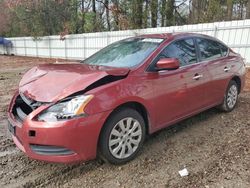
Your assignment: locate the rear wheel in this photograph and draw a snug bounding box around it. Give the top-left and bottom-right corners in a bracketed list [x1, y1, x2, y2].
[219, 80, 239, 112]
[99, 108, 146, 164]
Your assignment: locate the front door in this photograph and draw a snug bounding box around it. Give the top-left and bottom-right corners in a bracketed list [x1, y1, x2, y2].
[150, 38, 209, 129]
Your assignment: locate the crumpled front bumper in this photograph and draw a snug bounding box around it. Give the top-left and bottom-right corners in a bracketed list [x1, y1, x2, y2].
[7, 93, 111, 163]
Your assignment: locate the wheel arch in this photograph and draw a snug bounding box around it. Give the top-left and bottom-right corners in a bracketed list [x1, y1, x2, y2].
[231, 75, 241, 93]
[97, 101, 151, 150]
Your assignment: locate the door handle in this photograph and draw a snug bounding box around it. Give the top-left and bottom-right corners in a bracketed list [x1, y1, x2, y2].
[224, 66, 230, 72]
[193, 74, 203, 80]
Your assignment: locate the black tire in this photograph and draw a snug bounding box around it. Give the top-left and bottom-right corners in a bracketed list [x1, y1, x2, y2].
[219, 80, 239, 112]
[99, 108, 146, 165]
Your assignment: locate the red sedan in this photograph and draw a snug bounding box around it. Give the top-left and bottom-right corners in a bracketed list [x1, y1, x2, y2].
[7, 33, 246, 164]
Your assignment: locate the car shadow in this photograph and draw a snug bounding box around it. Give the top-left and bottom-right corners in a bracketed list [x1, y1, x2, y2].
[147, 107, 220, 141]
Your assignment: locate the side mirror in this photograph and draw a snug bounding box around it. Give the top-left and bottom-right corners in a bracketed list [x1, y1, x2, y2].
[156, 58, 180, 71]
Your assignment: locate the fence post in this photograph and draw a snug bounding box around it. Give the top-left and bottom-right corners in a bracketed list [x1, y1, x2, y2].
[83, 36, 86, 60]
[14, 39, 17, 55]
[24, 38, 27, 56]
[214, 26, 218, 38]
[65, 37, 68, 59]
[35, 39, 38, 57]
[48, 36, 52, 58]
[107, 33, 110, 46]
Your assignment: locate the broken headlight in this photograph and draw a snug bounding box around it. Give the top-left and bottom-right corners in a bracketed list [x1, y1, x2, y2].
[37, 95, 93, 122]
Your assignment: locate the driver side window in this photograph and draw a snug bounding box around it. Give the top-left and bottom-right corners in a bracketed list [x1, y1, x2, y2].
[157, 38, 197, 67]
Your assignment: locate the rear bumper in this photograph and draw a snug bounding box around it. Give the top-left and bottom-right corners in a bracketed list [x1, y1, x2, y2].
[7, 110, 111, 163]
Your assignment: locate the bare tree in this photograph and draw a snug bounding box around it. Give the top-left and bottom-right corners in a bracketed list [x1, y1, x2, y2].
[247, 0, 250, 19]
[190, 0, 198, 23]
[105, 0, 111, 30]
[92, 0, 97, 31]
[111, 0, 119, 30]
[81, 0, 85, 33]
[166, 0, 175, 26]
[227, 0, 233, 20]
[161, 0, 167, 26]
[151, 0, 158, 27]
[143, 0, 149, 28]
[190, 0, 208, 23]
[131, 0, 143, 29]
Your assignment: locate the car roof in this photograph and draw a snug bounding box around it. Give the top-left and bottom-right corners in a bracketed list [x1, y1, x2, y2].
[138, 33, 171, 39]
[139, 32, 216, 40]
[138, 32, 227, 46]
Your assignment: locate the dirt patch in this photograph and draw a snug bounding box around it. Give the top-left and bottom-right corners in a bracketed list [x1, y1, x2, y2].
[0, 55, 249, 188]
[245, 68, 250, 91]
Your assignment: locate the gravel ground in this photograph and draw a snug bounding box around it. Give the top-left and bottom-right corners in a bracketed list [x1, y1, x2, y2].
[0, 55, 249, 188]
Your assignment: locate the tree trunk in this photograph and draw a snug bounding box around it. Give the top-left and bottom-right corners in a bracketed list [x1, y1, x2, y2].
[151, 0, 158, 27]
[132, 0, 143, 29]
[143, 0, 149, 28]
[112, 0, 119, 30]
[104, 0, 111, 31]
[81, 0, 85, 33]
[137, 0, 143, 29]
[92, 0, 96, 13]
[161, 0, 166, 27]
[227, 0, 233, 20]
[247, 0, 250, 19]
[191, 0, 208, 23]
[92, 0, 97, 31]
[166, 0, 175, 26]
[44, 0, 53, 35]
[74, 0, 79, 34]
[191, 0, 198, 23]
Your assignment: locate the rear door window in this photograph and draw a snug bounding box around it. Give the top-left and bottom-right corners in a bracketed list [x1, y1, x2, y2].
[196, 38, 223, 61]
[218, 43, 228, 56]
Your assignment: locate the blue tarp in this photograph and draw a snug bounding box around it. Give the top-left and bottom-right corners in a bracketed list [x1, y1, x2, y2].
[0, 37, 12, 45]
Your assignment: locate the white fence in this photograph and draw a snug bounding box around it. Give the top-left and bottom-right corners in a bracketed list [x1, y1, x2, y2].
[1, 19, 250, 65]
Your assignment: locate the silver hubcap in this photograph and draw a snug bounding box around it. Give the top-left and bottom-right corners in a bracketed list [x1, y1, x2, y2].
[109, 117, 142, 159]
[227, 85, 238, 109]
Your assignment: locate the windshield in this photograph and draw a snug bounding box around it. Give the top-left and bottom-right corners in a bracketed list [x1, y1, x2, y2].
[82, 38, 164, 68]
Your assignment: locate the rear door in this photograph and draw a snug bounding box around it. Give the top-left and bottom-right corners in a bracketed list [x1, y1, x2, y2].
[195, 37, 230, 105]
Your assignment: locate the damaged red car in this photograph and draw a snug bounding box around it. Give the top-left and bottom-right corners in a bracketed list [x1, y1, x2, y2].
[7, 33, 246, 164]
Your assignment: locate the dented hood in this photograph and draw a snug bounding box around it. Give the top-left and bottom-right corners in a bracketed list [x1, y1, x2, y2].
[19, 64, 129, 102]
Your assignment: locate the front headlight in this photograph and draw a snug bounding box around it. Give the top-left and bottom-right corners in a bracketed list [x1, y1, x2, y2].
[37, 95, 93, 122]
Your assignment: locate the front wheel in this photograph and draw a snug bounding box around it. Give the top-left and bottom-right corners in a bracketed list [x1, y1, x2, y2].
[219, 80, 239, 112]
[99, 108, 146, 165]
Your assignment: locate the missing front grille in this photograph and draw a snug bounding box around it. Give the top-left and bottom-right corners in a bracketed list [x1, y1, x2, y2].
[12, 95, 34, 122]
